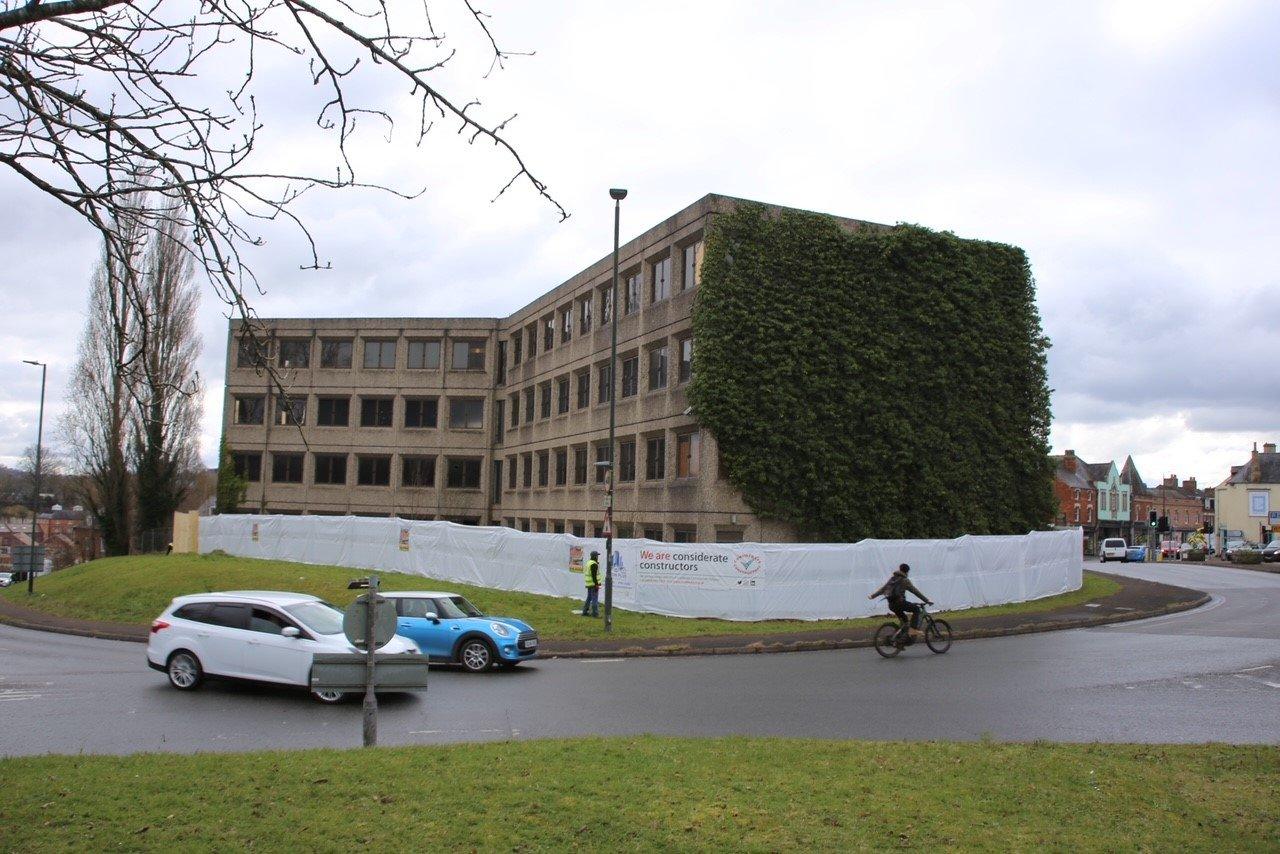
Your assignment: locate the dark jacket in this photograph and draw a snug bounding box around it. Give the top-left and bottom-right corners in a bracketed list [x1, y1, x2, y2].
[872, 570, 927, 603]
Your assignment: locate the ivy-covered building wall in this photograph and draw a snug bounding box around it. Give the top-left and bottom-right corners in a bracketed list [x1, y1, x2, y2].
[689, 203, 1055, 541]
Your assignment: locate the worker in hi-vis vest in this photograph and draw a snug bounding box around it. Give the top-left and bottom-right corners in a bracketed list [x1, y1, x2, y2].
[581, 550, 601, 617]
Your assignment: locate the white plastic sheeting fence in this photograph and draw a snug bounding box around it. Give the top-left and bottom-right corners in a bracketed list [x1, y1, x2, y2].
[200, 515, 1082, 622]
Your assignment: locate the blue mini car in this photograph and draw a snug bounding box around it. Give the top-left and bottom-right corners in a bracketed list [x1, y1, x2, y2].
[1124, 545, 1147, 562]
[386, 591, 538, 672]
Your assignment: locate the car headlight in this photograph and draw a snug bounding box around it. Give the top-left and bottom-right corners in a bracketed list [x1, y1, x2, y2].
[490, 622, 511, 637]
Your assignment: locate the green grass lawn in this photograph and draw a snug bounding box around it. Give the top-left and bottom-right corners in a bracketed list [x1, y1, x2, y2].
[0, 737, 1274, 851]
[3, 553, 1118, 643]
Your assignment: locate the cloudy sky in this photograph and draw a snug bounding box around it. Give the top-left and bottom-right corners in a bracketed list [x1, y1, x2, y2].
[1, 0, 1276, 488]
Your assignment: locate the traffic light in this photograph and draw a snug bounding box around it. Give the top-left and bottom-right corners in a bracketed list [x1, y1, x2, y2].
[1158, 515, 1169, 533]
[1148, 510, 1158, 527]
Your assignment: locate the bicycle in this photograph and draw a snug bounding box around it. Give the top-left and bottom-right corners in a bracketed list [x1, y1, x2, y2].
[873, 603, 952, 657]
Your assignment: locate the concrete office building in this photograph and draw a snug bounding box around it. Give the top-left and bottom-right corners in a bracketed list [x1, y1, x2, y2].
[222, 194, 869, 543]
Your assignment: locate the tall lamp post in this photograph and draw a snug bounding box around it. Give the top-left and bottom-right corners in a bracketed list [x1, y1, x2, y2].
[603, 188, 627, 633]
[22, 360, 47, 595]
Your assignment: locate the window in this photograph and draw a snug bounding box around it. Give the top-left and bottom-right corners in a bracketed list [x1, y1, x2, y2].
[598, 363, 613, 403]
[404, 398, 438, 428]
[360, 397, 393, 427]
[493, 400, 504, 443]
[274, 396, 306, 426]
[678, 337, 693, 384]
[619, 440, 636, 482]
[234, 395, 265, 425]
[682, 240, 703, 291]
[557, 377, 570, 414]
[208, 603, 249, 630]
[512, 331, 523, 365]
[537, 451, 549, 487]
[407, 339, 441, 369]
[555, 449, 568, 486]
[506, 455, 517, 489]
[320, 338, 353, 368]
[715, 529, 743, 544]
[272, 452, 303, 483]
[508, 392, 520, 427]
[357, 456, 391, 486]
[579, 297, 592, 334]
[539, 382, 552, 419]
[278, 339, 310, 368]
[525, 323, 537, 358]
[553, 522, 565, 534]
[576, 370, 591, 409]
[496, 341, 507, 384]
[449, 398, 484, 430]
[402, 457, 435, 488]
[572, 522, 585, 538]
[316, 396, 349, 427]
[231, 452, 261, 482]
[561, 307, 573, 343]
[600, 285, 613, 325]
[625, 271, 641, 314]
[523, 386, 535, 422]
[363, 339, 396, 369]
[574, 447, 588, 485]
[646, 436, 665, 480]
[621, 356, 638, 397]
[522, 453, 533, 488]
[314, 454, 347, 485]
[492, 460, 503, 503]
[452, 339, 486, 371]
[651, 256, 671, 302]
[676, 432, 701, 478]
[643, 526, 662, 541]
[446, 458, 482, 489]
[595, 444, 610, 483]
[543, 316, 555, 351]
[673, 527, 696, 543]
[237, 337, 267, 368]
[648, 345, 668, 390]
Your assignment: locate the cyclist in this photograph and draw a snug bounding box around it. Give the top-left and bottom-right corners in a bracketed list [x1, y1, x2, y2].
[868, 563, 933, 641]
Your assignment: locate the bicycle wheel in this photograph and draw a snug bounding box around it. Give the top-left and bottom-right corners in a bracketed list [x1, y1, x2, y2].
[925, 618, 952, 654]
[874, 622, 902, 658]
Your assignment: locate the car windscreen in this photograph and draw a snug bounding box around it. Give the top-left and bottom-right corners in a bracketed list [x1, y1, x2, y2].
[1103, 539, 1125, 547]
[435, 596, 483, 619]
[284, 601, 345, 635]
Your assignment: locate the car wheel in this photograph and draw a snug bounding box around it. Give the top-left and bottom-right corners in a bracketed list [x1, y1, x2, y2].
[459, 639, 495, 672]
[311, 689, 346, 704]
[166, 650, 203, 691]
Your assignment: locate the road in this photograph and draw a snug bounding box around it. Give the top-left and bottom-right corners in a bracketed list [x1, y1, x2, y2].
[2, 561, 1278, 756]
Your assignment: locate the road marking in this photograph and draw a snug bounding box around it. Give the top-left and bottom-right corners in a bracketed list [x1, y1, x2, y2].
[1237, 665, 1274, 673]
[578, 658, 625, 663]
[1233, 674, 1280, 689]
[409, 729, 520, 736]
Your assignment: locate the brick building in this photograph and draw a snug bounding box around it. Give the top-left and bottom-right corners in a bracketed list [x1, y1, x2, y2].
[222, 195, 884, 543]
[1122, 457, 1205, 543]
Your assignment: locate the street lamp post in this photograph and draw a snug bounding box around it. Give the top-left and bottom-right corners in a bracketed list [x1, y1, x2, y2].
[22, 360, 47, 595]
[604, 188, 627, 633]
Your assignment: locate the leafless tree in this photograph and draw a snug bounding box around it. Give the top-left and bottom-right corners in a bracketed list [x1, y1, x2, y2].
[131, 207, 202, 537]
[62, 201, 143, 555]
[1, 0, 565, 374]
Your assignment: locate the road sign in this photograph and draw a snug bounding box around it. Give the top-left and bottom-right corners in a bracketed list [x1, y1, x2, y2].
[342, 595, 397, 650]
[309, 653, 430, 692]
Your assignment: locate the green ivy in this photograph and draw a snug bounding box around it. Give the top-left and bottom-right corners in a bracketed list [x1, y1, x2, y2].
[690, 204, 1055, 540]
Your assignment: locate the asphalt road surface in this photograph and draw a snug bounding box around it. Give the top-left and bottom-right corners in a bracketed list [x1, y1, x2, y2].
[2, 561, 1277, 756]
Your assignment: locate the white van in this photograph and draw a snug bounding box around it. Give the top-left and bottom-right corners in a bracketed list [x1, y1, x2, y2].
[1099, 538, 1127, 563]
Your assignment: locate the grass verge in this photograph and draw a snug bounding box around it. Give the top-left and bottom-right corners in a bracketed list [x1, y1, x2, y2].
[3, 554, 1118, 643]
[0, 737, 1275, 851]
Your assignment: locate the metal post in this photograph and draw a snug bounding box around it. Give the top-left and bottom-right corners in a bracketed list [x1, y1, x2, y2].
[22, 361, 46, 595]
[363, 573, 379, 747]
[604, 189, 626, 633]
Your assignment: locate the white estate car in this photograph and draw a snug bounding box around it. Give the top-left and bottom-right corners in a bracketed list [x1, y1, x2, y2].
[1099, 538, 1128, 563]
[147, 591, 420, 704]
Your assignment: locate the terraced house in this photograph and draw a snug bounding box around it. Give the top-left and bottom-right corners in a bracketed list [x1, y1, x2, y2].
[221, 195, 860, 543]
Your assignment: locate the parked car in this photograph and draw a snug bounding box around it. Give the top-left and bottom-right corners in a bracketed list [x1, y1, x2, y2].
[386, 591, 538, 672]
[1124, 545, 1147, 562]
[1225, 540, 1260, 561]
[1178, 542, 1196, 558]
[1099, 538, 1128, 563]
[147, 591, 422, 703]
[1160, 540, 1180, 559]
[0, 572, 12, 587]
[1262, 541, 1280, 563]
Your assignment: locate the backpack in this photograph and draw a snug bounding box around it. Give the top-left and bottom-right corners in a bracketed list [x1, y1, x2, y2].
[886, 574, 908, 600]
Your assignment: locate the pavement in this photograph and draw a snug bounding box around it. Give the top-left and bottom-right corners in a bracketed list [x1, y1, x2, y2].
[0, 569, 1207, 657]
[1, 560, 1277, 755]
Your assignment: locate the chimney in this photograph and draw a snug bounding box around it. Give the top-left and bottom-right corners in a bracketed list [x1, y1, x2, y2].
[1162, 474, 1177, 489]
[1181, 478, 1196, 491]
[1252, 444, 1262, 483]
[1063, 449, 1077, 473]
[1265, 442, 1277, 454]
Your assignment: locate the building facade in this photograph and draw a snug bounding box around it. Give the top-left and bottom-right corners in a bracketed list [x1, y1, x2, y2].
[222, 195, 867, 543]
[1215, 442, 1280, 544]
